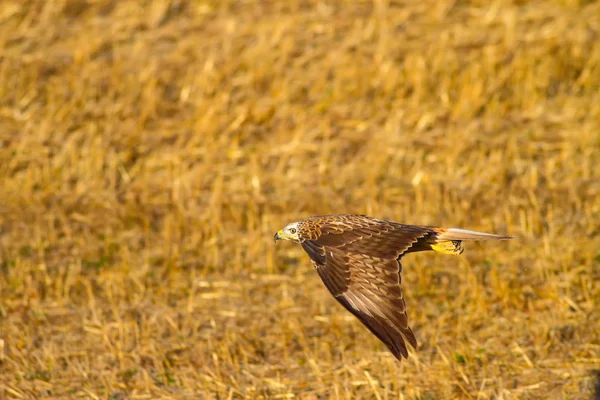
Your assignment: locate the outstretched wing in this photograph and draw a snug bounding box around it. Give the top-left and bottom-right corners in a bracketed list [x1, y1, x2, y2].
[300, 216, 431, 360]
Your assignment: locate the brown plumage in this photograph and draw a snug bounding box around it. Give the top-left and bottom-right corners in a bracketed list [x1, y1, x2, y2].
[274, 214, 512, 361]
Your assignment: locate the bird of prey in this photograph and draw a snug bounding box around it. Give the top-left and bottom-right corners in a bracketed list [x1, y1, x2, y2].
[273, 214, 512, 361]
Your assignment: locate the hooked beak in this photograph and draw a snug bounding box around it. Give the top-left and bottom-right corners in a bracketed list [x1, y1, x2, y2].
[274, 230, 282, 243]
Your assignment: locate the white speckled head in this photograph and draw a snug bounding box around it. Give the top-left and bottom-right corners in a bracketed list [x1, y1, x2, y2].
[274, 221, 301, 243]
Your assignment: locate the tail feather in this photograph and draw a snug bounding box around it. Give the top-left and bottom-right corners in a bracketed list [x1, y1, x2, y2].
[436, 228, 513, 241]
[428, 227, 512, 256]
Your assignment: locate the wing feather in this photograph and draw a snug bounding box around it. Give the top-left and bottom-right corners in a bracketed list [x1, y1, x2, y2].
[299, 216, 430, 360]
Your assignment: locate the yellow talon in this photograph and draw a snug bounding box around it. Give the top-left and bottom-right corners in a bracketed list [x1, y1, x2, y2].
[431, 240, 464, 255]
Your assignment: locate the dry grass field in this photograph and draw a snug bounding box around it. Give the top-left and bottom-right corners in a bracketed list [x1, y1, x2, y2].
[1, 0, 599, 399]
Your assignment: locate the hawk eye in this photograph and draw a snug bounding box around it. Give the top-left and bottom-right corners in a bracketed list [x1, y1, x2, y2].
[290, 228, 297, 234]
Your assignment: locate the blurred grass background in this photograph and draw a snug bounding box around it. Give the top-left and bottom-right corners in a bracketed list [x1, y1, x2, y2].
[1, 0, 599, 398]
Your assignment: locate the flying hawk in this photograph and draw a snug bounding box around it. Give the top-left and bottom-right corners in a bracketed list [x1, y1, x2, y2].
[273, 214, 512, 361]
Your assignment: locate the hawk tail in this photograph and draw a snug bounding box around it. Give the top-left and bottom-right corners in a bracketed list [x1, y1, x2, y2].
[437, 228, 513, 241]
[431, 228, 512, 255]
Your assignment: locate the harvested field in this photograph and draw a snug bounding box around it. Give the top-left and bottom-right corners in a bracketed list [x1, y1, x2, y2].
[1, 1, 599, 398]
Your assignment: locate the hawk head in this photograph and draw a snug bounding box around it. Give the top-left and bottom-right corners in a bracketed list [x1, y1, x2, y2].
[274, 222, 301, 243]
